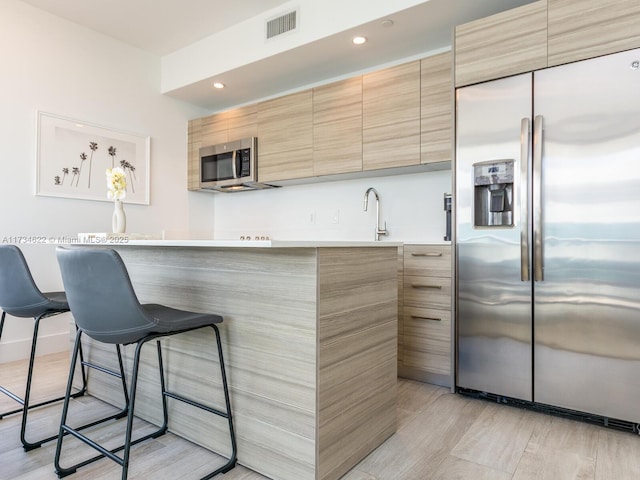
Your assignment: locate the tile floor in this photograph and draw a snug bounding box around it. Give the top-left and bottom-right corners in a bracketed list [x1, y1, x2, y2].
[2, 353, 640, 479]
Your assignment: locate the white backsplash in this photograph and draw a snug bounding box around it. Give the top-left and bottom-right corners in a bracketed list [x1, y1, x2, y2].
[213, 170, 452, 244]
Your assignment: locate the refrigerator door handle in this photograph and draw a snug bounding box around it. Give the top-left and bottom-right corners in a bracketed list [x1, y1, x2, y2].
[520, 117, 531, 282]
[533, 115, 544, 282]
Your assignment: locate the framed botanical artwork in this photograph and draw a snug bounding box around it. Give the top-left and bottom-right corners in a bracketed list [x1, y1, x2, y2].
[35, 111, 150, 205]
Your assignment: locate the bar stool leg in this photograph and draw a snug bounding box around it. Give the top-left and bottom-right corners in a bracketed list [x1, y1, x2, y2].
[0, 310, 88, 451]
[155, 341, 170, 431]
[0, 311, 22, 418]
[54, 329, 84, 477]
[120, 338, 168, 480]
[19, 313, 44, 450]
[21, 317, 90, 451]
[54, 331, 138, 478]
[209, 324, 237, 477]
[55, 326, 236, 479]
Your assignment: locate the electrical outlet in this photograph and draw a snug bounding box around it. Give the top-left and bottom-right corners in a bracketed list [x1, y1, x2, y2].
[331, 209, 340, 224]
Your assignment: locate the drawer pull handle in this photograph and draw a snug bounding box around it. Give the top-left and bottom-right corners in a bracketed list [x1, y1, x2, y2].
[411, 315, 442, 322]
[411, 253, 443, 257]
[411, 284, 442, 289]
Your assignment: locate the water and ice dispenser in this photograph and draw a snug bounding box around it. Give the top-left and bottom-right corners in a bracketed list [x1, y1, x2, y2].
[474, 160, 514, 227]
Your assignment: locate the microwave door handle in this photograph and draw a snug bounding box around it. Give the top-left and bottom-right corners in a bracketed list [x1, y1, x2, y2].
[232, 150, 238, 179]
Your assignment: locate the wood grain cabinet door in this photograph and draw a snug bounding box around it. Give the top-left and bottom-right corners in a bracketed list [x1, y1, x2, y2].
[312, 77, 363, 176]
[258, 90, 313, 183]
[187, 118, 203, 191]
[200, 112, 228, 147]
[188, 113, 228, 191]
[454, 0, 548, 87]
[188, 109, 257, 191]
[363, 60, 421, 171]
[548, 0, 640, 67]
[421, 51, 453, 165]
[227, 104, 258, 141]
[403, 306, 452, 376]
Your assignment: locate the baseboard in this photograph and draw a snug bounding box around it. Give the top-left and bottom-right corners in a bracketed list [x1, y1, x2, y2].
[0, 332, 69, 363]
[398, 364, 452, 388]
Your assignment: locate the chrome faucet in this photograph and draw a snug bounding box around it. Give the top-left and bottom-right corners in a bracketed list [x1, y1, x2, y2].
[363, 187, 389, 241]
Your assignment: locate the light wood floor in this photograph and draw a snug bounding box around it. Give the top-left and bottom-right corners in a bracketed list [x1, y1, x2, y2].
[2, 352, 640, 480]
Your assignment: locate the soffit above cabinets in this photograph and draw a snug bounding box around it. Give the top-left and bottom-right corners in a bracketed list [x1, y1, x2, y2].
[162, 0, 536, 111]
[20, 0, 536, 111]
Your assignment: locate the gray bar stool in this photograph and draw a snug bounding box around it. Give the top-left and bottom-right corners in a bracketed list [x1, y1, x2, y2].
[0, 244, 89, 450]
[55, 246, 237, 480]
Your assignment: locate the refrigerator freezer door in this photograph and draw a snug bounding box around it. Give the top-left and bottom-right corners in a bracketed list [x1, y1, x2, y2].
[534, 48, 640, 422]
[456, 73, 533, 400]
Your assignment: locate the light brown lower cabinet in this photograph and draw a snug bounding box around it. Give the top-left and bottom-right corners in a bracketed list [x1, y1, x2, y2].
[399, 244, 452, 387]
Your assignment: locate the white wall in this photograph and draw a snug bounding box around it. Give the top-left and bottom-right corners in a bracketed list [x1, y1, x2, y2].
[213, 170, 452, 243]
[0, 0, 453, 363]
[0, 0, 214, 362]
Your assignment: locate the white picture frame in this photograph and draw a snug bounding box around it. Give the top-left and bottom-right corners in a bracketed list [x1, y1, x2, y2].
[36, 111, 150, 205]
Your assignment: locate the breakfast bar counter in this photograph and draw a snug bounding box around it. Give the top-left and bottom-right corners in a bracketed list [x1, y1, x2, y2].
[74, 241, 399, 480]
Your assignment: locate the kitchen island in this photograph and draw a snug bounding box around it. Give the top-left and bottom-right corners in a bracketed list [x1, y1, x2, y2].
[74, 240, 399, 480]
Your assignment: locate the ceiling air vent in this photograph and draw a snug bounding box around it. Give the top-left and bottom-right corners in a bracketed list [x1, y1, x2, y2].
[266, 9, 298, 40]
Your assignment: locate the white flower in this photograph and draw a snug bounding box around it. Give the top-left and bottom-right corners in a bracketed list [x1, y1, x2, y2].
[106, 167, 127, 201]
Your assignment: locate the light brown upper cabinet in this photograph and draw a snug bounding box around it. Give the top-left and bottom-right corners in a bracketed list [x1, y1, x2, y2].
[227, 105, 258, 142]
[187, 56, 455, 190]
[187, 107, 258, 191]
[200, 112, 228, 146]
[187, 113, 227, 191]
[312, 77, 363, 176]
[363, 61, 421, 171]
[421, 52, 452, 165]
[257, 90, 313, 183]
[454, 1, 548, 87]
[547, 0, 640, 67]
[187, 117, 204, 191]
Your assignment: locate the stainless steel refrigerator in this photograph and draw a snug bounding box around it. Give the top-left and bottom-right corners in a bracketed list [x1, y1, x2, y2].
[455, 47, 640, 424]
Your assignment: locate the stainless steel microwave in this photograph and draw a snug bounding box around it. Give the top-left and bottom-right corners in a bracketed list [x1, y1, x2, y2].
[199, 137, 273, 192]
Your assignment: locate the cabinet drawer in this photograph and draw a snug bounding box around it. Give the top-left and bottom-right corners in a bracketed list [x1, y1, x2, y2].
[404, 307, 451, 344]
[404, 275, 451, 309]
[404, 245, 451, 277]
[403, 306, 451, 375]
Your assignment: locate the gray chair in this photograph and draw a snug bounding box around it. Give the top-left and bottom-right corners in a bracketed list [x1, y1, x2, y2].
[0, 244, 88, 451]
[55, 246, 236, 480]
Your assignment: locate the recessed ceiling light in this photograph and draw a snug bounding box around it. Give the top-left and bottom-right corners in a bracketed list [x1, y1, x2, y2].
[212, 82, 225, 89]
[352, 36, 367, 45]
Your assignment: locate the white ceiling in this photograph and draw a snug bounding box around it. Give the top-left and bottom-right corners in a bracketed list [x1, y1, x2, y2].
[19, 0, 292, 55]
[19, 0, 535, 111]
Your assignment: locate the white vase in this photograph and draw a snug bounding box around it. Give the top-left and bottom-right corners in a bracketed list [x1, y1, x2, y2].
[112, 200, 126, 234]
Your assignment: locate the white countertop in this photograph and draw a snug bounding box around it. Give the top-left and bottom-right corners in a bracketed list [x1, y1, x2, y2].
[74, 235, 402, 248]
[70, 233, 453, 248]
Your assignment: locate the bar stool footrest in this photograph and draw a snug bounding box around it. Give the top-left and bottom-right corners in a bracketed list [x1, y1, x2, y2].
[56, 420, 168, 478]
[163, 390, 231, 419]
